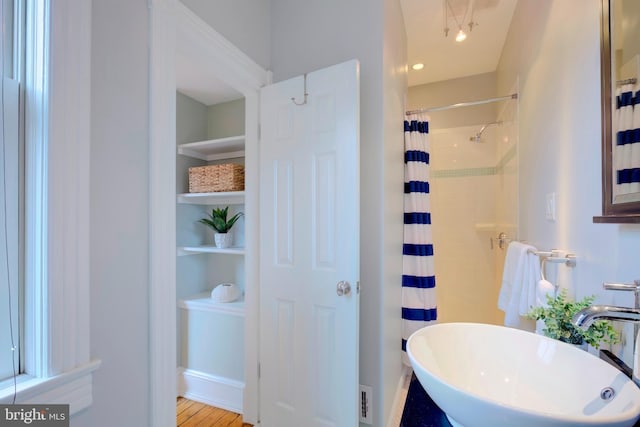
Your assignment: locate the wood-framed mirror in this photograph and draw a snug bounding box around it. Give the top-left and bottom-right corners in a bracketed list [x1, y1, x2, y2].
[594, 0, 640, 223]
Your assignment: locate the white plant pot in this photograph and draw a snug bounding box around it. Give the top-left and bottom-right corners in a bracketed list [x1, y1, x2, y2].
[214, 232, 233, 248]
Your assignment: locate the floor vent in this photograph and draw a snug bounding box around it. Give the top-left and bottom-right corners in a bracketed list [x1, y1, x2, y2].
[359, 384, 373, 424]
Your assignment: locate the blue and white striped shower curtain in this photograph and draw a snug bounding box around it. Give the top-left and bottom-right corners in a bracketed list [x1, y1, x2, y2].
[402, 114, 437, 365]
[614, 83, 640, 198]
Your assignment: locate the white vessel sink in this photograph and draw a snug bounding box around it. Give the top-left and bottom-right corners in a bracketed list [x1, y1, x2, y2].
[407, 322, 640, 427]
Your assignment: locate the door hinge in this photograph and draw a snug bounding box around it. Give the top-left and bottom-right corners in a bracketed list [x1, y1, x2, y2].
[258, 363, 261, 378]
[357, 281, 360, 294]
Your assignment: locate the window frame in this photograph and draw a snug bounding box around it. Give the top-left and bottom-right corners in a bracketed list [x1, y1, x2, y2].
[0, 0, 21, 386]
[0, 0, 99, 415]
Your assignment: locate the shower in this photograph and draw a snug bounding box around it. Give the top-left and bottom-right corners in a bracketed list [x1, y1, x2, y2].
[405, 92, 518, 326]
[469, 121, 502, 142]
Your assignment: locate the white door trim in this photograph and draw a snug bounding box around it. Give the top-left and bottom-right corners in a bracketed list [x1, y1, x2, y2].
[149, 1, 268, 425]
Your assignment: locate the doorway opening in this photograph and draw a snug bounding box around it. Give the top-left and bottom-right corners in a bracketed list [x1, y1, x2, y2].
[149, 3, 268, 425]
[428, 98, 518, 325]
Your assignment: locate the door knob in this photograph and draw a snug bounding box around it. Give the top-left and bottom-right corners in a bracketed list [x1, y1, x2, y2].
[336, 281, 351, 296]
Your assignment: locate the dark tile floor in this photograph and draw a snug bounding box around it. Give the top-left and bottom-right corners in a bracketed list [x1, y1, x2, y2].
[400, 374, 451, 427]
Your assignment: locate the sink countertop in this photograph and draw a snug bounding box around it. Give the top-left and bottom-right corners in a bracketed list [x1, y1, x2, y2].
[401, 373, 640, 427]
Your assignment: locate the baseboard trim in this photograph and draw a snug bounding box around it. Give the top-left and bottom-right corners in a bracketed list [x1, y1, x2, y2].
[177, 367, 244, 414]
[387, 365, 413, 427]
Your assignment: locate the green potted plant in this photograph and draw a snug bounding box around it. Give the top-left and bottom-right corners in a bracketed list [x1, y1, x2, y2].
[527, 289, 619, 350]
[199, 206, 244, 248]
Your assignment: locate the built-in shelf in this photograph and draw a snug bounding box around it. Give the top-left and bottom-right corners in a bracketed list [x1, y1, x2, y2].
[474, 223, 497, 232]
[177, 190, 245, 205]
[474, 223, 518, 232]
[178, 135, 245, 161]
[177, 245, 245, 256]
[178, 292, 245, 316]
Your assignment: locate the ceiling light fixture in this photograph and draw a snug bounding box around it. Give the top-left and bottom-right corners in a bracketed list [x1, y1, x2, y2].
[412, 63, 425, 71]
[443, 0, 477, 43]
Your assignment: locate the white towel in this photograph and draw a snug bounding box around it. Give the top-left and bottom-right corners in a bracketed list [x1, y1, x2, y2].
[535, 279, 556, 334]
[497, 242, 526, 312]
[518, 254, 543, 315]
[498, 241, 540, 327]
[536, 279, 556, 308]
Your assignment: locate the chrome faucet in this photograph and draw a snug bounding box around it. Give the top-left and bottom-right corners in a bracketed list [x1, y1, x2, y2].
[573, 305, 640, 386]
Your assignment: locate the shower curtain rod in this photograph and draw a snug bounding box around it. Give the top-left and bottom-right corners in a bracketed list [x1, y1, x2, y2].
[405, 93, 518, 115]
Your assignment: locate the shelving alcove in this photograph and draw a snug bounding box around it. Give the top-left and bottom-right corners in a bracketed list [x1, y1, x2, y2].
[176, 133, 247, 413]
[177, 134, 247, 305]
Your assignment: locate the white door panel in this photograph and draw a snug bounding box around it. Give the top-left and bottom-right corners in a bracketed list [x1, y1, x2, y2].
[260, 60, 360, 427]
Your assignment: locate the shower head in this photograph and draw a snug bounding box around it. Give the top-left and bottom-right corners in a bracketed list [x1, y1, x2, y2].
[469, 121, 502, 143]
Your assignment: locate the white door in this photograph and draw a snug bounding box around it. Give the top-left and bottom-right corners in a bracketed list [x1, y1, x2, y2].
[259, 60, 360, 427]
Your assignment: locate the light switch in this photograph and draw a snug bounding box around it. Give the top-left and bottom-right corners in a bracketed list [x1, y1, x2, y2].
[545, 192, 556, 221]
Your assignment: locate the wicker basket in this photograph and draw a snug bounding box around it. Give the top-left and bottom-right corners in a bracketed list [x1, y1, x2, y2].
[188, 163, 245, 193]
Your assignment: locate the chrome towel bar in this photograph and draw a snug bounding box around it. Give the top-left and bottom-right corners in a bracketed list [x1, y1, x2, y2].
[527, 249, 577, 267]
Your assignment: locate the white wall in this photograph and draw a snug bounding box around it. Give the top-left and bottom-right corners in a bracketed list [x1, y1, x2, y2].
[407, 72, 498, 129]
[175, 92, 209, 366]
[180, 0, 271, 71]
[177, 92, 209, 193]
[74, 0, 151, 426]
[270, 1, 406, 425]
[381, 0, 408, 423]
[207, 98, 245, 139]
[497, 0, 640, 361]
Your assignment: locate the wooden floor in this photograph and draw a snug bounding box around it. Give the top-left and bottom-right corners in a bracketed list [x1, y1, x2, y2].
[177, 397, 252, 427]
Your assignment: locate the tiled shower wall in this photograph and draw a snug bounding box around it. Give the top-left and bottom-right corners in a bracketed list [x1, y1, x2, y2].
[430, 107, 517, 325]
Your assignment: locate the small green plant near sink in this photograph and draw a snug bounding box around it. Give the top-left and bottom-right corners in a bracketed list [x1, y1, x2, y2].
[199, 206, 243, 248]
[527, 289, 619, 349]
